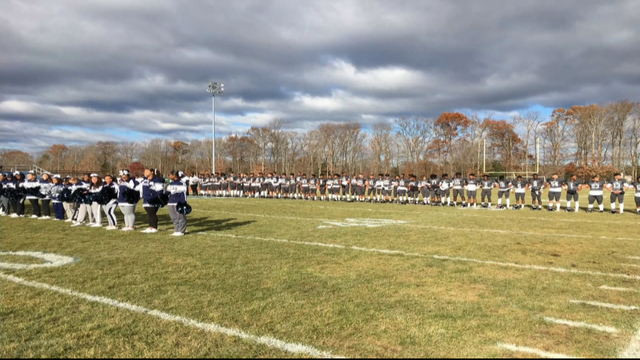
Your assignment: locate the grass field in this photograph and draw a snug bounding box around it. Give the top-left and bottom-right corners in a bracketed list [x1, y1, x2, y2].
[1, 190, 639, 358]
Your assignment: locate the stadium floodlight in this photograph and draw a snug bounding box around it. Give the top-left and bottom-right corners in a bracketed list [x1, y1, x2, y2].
[207, 81, 224, 174]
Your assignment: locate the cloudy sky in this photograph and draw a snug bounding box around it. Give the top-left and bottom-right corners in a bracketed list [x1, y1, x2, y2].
[1, 0, 639, 151]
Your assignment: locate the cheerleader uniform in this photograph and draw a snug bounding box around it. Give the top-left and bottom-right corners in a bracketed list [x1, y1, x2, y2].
[38, 178, 53, 219]
[140, 176, 166, 232]
[167, 178, 188, 236]
[118, 177, 140, 230]
[50, 180, 65, 220]
[102, 181, 119, 229]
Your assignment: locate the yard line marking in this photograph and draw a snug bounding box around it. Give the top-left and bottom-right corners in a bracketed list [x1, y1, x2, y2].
[0, 251, 77, 270]
[200, 232, 640, 280]
[0, 273, 344, 359]
[620, 325, 640, 358]
[599, 285, 639, 292]
[621, 264, 640, 268]
[627, 256, 640, 260]
[543, 316, 618, 333]
[569, 300, 639, 311]
[201, 209, 639, 241]
[496, 343, 575, 358]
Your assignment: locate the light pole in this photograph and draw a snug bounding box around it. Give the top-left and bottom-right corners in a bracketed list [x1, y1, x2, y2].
[207, 81, 224, 175]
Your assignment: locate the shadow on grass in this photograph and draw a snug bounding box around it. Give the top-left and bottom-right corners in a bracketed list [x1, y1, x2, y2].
[151, 214, 256, 233]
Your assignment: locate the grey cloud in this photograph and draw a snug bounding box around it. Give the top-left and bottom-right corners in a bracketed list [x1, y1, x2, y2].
[1, 0, 639, 151]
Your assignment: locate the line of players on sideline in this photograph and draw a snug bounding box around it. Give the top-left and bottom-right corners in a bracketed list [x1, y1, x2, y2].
[190, 171, 640, 214]
[0, 169, 190, 236]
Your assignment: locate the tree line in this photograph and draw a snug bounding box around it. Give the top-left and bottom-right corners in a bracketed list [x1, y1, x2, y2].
[1, 100, 638, 180]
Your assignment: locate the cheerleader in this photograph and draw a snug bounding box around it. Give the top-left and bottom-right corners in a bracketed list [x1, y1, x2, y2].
[117, 169, 139, 231]
[71, 175, 95, 227]
[50, 175, 66, 220]
[14, 172, 27, 217]
[7, 172, 21, 217]
[63, 177, 77, 221]
[88, 174, 104, 227]
[38, 172, 53, 219]
[140, 168, 166, 233]
[23, 171, 42, 218]
[0, 172, 9, 216]
[102, 174, 119, 230]
[189, 173, 200, 196]
[167, 170, 188, 236]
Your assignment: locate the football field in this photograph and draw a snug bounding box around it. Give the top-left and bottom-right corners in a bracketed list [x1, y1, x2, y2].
[1, 192, 639, 358]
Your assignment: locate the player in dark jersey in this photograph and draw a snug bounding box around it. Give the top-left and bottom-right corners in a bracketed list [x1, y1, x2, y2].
[632, 176, 640, 214]
[427, 174, 439, 205]
[527, 174, 544, 210]
[451, 173, 466, 207]
[308, 174, 318, 200]
[563, 175, 582, 212]
[512, 175, 527, 210]
[480, 174, 493, 208]
[366, 175, 376, 202]
[408, 175, 419, 204]
[465, 174, 478, 208]
[354, 174, 365, 202]
[607, 173, 629, 214]
[585, 175, 606, 213]
[318, 174, 327, 201]
[496, 176, 512, 210]
[419, 175, 430, 205]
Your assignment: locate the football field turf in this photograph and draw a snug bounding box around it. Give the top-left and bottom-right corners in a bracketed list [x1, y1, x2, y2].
[1, 192, 639, 358]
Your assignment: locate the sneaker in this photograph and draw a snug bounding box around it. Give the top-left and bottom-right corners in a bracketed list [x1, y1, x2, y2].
[71, 222, 83, 227]
[0, 211, 6, 216]
[52, 218, 60, 221]
[38, 216, 49, 220]
[141, 228, 152, 233]
[85, 222, 93, 226]
[10, 214, 19, 218]
[31, 215, 38, 218]
[65, 219, 73, 222]
[170, 232, 184, 237]
[148, 228, 158, 233]
[105, 225, 118, 230]
[90, 224, 102, 228]
[19, 214, 25, 217]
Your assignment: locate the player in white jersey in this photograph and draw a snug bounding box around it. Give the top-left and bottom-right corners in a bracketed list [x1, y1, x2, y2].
[439, 174, 452, 206]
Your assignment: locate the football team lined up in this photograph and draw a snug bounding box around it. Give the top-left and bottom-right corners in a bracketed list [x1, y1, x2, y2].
[189, 171, 640, 214]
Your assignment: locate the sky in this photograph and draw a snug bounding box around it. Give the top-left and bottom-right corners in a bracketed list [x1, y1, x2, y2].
[1, 0, 639, 152]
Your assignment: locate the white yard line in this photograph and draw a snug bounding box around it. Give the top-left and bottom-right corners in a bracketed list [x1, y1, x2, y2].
[201, 209, 639, 241]
[627, 256, 640, 260]
[543, 316, 618, 333]
[569, 300, 639, 311]
[0, 273, 343, 358]
[198, 232, 640, 280]
[621, 264, 640, 268]
[496, 343, 575, 358]
[599, 285, 640, 293]
[619, 326, 640, 358]
[0, 251, 77, 270]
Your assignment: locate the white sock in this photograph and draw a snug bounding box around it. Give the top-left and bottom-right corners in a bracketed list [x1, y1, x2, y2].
[620, 203, 624, 213]
[556, 203, 561, 211]
[497, 199, 502, 206]
[488, 202, 491, 207]
[506, 199, 510, 208]
[611, 203, 616, 210]
[575, 201, 579, 212]
[599, 204, 604, 211]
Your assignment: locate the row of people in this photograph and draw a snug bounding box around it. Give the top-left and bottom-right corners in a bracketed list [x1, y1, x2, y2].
[0, 169, 191, 235]
[194, 171, 639, 214]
